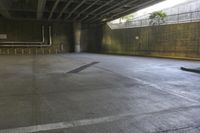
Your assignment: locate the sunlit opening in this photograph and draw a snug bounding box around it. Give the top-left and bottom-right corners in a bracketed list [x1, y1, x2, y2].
[134, 0, 189, 18]
[110, 0, 191, 24]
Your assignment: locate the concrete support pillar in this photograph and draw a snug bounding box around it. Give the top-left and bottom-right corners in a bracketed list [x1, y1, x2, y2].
[73, 22, 81, 53]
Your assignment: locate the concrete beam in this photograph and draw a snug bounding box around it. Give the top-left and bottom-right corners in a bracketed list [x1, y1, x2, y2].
[48, 0, 60, 20]
[80, 0, 114, 22]
[101, 0, 160, 23]
[88, 0, 138, 23]
[73, 0, 101, 21]
[0, 0, 11, 19]
[37, 0, 46, 20]
[84, 0, 130, 22]
[57, 0, 73, 19]
[65, 0, 86, 20]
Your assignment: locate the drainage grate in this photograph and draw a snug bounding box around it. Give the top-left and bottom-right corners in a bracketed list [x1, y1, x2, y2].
[67, 62, 99, 73]
[180, 67, 200, 74]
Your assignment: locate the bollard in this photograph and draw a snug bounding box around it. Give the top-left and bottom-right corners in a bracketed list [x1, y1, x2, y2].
[55, 49, 58, 54]
[22, 49, 24, 55]
[29, 49, 31, 55]
[36, 48, 37, 55]
[61, 44, 64, 52]
[42, 48, 45, 55]
[7, 49, 9, 55]
[14, 49, 17, 55]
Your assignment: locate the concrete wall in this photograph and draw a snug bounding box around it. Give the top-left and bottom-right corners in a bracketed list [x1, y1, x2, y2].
[81, 25, 103, 53]
[0, 19, 74, 55]
[84, 22, 200, 59]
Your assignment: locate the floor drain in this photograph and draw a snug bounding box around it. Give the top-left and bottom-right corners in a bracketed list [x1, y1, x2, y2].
[180, 67, 200, 74]
[67, 62, 99, 73]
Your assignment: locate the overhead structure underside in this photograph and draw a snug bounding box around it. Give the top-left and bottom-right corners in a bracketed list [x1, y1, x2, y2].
[0, 0, 163, 23]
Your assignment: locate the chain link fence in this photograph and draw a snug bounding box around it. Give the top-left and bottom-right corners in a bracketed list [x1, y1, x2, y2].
[108, 10, 200, 29]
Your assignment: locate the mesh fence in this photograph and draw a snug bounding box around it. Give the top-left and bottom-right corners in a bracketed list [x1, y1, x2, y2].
[108, 10, 200, 29]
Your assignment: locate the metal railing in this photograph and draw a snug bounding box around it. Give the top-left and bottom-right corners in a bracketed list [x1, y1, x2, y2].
[0, 26, 52, 47]
[108, 10, 200, 29]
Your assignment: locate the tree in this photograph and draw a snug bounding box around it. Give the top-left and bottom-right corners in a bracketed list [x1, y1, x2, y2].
[149, 11, 167, 26]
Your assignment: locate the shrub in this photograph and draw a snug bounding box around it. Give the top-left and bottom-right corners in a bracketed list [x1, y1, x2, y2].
[149, 11, 167, 26]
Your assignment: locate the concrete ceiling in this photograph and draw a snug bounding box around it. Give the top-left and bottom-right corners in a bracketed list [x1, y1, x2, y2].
[0, 0, 163, 23]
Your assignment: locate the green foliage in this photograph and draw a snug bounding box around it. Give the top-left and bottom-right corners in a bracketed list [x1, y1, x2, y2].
[122, 14, 134, 22]
[119, 14, 134, 23]
[149, 11, 167, 26]
[149, 11, 167, 19]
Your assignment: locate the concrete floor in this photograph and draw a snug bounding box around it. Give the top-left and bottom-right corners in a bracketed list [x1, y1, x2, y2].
[0, 53, 200, 133]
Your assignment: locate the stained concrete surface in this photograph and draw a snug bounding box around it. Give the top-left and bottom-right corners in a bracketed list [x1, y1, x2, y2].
[0, 53, 199, 133]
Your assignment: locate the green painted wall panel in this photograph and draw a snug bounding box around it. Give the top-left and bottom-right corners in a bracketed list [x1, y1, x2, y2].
[85, 22, 200, 59]
[0, 19, 74, 55]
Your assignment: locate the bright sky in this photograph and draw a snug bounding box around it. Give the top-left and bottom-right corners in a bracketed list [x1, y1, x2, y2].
[133, 0, 189, 17]
[111, 0, 190, 23]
